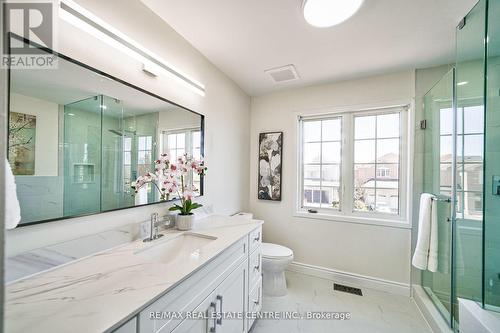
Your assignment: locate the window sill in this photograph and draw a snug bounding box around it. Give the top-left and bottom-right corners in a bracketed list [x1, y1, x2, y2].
[293, 210, 411, 229]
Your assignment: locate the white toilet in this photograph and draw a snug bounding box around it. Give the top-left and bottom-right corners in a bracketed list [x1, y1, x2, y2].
[261, 243, 294, 296]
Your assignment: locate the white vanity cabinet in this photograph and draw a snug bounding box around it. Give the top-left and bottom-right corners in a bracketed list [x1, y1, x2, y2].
[171, 260, 247, 333]
[128, 226, 262, 333]
[247, 228, 262, 330]
[114, 317, 137, 333]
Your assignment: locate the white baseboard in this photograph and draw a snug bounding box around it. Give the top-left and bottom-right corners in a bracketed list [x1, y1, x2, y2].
[286, 261, 411, 296]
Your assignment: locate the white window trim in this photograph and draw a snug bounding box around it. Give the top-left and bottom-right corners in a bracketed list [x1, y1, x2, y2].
[294, 102, 414, 229]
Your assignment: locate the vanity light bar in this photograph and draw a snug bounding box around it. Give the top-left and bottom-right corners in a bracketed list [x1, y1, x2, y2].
[59, 0, 206, 96]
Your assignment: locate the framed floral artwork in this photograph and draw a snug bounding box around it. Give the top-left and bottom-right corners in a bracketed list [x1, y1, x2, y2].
[258, 131, 282, 201]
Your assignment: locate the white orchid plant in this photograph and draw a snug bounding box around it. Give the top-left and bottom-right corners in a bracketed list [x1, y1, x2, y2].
[132, 153, 207, 215]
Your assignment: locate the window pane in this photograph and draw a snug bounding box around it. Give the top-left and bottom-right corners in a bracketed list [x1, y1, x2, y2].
[176, 149, 185, 158]
[192, 131, 201, 148]
[457, 107, 464, 135]
[463, 135, 483, 160]
[377, 113, 400, 138]
[176, 133, 185, 149]
[303, 121, 321, 142]
[322, 142, 341, 163]
[375, 189, 399, 214]
[321, 187, 340, 209]
[463, 191, 483, 219]
[193, 148, 201, 160]
[123, 165, 131, 181]
[169, 149, 177, 159]
[440, 108, 453, 135]
[354, 164, 375, 188]
[139, 136, 146, 150]
[440, 135, 453, 162]
[124, 151, 131, 165]
[463, 106, 484, 134]
[146, 136, 152, 149]
[303, 186, 321, 207]
[463, 164, 483, 192]
[124, 137, 132, 151]
[440, 163, 453, 188]
[168, 134, 176, 149]
[322, 165, 340, 184]
[376, 138, 399, 163]
[355, 115, 376, 139]
[354, 187, 375, 211]
[304, 165, 321, 186]
[138, 151, 146, 164]
[354, 140, 375, 163]
[304, 143, 321, 163]
[322, 119, 341, 141]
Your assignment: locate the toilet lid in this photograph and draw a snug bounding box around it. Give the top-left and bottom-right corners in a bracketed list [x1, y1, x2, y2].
[261, 243, 293, 259]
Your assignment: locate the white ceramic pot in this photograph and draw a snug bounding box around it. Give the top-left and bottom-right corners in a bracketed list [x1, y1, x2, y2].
[176, 214, 194, 231]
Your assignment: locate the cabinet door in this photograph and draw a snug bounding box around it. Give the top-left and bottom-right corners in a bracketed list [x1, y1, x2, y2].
[170, 291, 217, 333]
[215, 260, 247, 333]
[113, 317, 137, 333]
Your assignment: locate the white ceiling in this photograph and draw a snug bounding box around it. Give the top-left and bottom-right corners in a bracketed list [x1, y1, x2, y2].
[141, 0, 478, 96]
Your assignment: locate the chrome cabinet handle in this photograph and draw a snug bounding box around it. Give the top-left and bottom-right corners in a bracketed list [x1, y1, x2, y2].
[209, 302, 217, 333]
[253, 233, 261, 242]
[253, 298, 260, 305]
[216, 295, 223, 325]
[254, 263, 260, 271]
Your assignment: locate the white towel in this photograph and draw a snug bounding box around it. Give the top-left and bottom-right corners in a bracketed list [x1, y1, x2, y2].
[412, 193, 438, 272]
[5, 159, 21, 229]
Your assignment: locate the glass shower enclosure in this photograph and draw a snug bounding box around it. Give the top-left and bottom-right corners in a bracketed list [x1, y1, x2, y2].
[63, 94, 157, 216]
[421, 0, 500, 329]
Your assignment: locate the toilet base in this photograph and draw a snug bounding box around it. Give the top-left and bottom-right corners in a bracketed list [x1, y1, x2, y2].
[262, 270, 288, 297]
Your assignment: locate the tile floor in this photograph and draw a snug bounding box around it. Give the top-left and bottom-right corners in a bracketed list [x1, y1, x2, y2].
[251, 271, 432, 333]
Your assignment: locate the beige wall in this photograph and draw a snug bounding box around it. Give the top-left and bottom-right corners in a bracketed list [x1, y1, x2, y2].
[10, 93, 59, 176]
[249, 70, 416, 285]
[6, 0, 250, 256]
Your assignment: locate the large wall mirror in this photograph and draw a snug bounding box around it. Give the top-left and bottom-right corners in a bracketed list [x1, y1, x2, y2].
[7, 37, 204, 226]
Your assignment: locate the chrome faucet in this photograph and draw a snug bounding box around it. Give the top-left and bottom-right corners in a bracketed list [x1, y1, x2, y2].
[143, 213, 164, 242]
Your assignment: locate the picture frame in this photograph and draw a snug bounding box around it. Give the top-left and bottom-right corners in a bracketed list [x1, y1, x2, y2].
[258, 131, 283, 201]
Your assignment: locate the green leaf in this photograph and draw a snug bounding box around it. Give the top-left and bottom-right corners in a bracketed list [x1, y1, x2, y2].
[190, 203, 203, 210]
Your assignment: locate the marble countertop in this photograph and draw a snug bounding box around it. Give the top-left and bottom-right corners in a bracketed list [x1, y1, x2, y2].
[5, 215, 263, 333]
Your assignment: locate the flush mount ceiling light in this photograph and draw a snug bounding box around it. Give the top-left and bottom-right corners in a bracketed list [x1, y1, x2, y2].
[302, 0, 364, 28]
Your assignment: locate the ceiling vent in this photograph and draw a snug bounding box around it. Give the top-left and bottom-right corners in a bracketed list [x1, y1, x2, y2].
[265, 64, 300, 83]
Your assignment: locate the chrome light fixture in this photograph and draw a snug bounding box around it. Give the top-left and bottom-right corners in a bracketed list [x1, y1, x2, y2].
[302, 0, 364, 28]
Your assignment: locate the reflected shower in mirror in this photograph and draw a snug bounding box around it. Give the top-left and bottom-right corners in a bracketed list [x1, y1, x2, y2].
[8, 38, 204, 226]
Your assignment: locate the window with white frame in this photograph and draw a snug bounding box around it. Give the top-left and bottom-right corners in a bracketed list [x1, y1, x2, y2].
[137, 135, 153, 177]
[162, 128, 202, 190]
[299, 107, 408, 221]
[123, 136, 133, 192]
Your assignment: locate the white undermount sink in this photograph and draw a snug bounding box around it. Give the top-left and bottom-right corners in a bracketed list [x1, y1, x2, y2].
[135, 232, 217, 264]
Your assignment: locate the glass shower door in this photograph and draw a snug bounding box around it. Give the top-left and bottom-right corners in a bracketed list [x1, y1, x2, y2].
[63, 96, 102, 216]
[422, 69, 455, 326]
[484, 0, 500, 311]
[101, 96, 127, 211]
[454, 0, 486, 326]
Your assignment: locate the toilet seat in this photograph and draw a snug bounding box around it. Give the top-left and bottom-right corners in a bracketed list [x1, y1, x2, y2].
[262, 243, 293, 259]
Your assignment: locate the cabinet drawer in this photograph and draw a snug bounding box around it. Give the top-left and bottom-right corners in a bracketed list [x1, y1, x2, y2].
[248, 277, 262, 330]
[248, 227, 262, 254]
[140, 237, 247, 333]
[248, 246, 261, 288]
